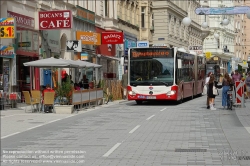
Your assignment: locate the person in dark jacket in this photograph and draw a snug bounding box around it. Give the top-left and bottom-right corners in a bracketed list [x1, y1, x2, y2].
[208, 74, 222, 110]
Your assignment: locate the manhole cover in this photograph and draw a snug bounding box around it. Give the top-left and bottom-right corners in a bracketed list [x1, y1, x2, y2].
[175, 149, 207, 152]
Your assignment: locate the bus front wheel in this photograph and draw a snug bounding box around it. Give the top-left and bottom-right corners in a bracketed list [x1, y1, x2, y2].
[136, 100, 143, 105]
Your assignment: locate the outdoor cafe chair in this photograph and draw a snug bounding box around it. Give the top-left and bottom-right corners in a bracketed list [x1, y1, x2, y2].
[43, 92, 55, 113]
[31, 90, 42, 112]
[22, 91, 40, 113]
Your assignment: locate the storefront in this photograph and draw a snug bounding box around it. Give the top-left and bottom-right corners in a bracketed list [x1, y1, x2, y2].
[7, 11, 40, 93]
[124, 31, 137, 70]
[96, 27, 122, 80]
[72, 6, 97, 83]
[0, 46, 15, 93]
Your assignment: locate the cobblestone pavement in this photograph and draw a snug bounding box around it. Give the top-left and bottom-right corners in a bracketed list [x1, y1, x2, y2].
[1, 94, 250, 166]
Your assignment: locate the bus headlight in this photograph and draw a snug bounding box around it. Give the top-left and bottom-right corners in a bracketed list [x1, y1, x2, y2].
[166, 90, 176, 95]
[128, 91, 136, 95]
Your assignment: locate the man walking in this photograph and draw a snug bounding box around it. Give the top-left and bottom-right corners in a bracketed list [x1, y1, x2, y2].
[122, 70, 128, 100]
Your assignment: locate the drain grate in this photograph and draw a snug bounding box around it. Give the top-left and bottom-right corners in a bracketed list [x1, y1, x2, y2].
[237, 156, 250, 160]
[175, 149, 207, 152]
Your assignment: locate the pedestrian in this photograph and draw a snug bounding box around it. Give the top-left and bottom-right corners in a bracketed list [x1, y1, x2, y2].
[121, 70, 128, 100]
[221, 73, 233, 109]
[245, 72, 250, 99]
[232, 70, 242, 83]
[205, 72, 212, 109]
[207, 74, 222, 110]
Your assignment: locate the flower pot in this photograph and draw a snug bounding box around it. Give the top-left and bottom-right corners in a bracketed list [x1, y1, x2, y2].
[54, 105, 74, 114]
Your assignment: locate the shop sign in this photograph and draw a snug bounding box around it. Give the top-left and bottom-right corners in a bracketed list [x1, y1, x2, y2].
[7, 11, 34, 29]
[38, 10, 72, 30]
[18, 42, 31, 47]
[101, 32, 124, 44]
[76, 31, 101, 45]
[76, 6, 95, 24]
[137, 41, 149, 48]
[66, 40, 82, 52]
[80, 52, 88, 60]
[0, 46, 14, 58]
[189, 45, 203, 55]
[0, 17, 16, 38]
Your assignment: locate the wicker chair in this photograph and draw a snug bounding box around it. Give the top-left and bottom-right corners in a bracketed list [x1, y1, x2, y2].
[31, 90, 42, 112]
[22, 91, 39, 113]
[43, 92, 55, 113]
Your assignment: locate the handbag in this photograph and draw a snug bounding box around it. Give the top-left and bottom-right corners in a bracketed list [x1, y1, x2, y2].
[202, 85, 207, 95]
[213, 85, 219, 96]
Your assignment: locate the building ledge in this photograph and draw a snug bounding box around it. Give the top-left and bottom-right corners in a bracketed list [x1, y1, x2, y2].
[118, 18, 139, 31]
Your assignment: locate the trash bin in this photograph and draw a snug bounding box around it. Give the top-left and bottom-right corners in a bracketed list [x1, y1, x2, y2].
[0, 98, 4, 110]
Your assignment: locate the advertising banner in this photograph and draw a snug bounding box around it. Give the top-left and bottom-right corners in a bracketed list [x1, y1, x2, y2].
[66, 40, 82, 52]
[38, 10, 72, 30]
[195, 6, 250, 15]
[0, 46, 15, 58]
[0, 17, 16, 38]
[101, 32, 124, 44]
[76, 31, 101, 45]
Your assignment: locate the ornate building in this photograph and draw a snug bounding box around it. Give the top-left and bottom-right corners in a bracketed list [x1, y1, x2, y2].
[152, 0, 203, 49]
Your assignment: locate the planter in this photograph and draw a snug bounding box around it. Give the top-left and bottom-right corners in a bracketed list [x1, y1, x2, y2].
[54, 105, 74, 114]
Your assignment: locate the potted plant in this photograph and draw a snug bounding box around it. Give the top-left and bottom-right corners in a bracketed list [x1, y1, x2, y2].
[54, 77, 74, 114]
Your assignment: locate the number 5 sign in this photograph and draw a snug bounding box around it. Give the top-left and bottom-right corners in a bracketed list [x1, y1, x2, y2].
[0, 18, 16, 39]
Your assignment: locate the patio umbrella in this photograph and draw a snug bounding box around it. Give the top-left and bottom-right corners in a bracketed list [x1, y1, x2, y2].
[23, 57, 79, 68]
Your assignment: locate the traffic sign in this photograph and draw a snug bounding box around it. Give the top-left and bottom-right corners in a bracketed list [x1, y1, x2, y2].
[137, 41, 149, 48]
[0, 18, 15, 38]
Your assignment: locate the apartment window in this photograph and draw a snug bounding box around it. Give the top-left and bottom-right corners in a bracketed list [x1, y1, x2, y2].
[141, 7, 145, 28]
[105, 0, 109, 17]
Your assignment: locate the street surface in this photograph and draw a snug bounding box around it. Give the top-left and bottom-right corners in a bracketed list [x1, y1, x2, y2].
[1, 92, 250, 166]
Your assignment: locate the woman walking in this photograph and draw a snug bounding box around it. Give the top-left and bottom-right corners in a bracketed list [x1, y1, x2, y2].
[205, 72, 213, 109]
[222, 73, 233, 109]
[208, 74, 221, 110]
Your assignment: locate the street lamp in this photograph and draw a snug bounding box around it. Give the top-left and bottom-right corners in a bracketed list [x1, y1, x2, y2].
[222, 19, 229, 26]
[182, 17, 192, 26]
[201, 22, 208, 28]
[97, 54, 101, 58]
[214, 33, 219, 40]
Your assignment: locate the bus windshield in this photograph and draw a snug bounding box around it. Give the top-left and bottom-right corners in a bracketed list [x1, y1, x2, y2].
[130, 58, 174, 86]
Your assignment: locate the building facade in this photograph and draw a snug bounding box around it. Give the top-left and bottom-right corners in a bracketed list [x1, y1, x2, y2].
[152, 0, 203, 49]
[202, 1, 235, 74]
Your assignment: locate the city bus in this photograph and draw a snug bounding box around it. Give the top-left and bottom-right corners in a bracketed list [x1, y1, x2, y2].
[127, 47, 206, 104]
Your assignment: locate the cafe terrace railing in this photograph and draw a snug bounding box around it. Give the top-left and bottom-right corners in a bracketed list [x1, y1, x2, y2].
[71, 88, 104, 110]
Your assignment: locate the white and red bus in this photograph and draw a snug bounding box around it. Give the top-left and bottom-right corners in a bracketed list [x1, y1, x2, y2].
[127, 47, 206, 104]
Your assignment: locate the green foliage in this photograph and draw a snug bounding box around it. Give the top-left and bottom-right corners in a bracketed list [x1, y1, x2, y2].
[56, 77, 72, 105]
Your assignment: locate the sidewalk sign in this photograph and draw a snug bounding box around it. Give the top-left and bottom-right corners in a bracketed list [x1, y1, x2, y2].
[235, 81, 245, 107]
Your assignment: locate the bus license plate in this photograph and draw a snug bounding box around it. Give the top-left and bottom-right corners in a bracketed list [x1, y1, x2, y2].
[227, 91, 232, 94]
[147, 96, 156, 99]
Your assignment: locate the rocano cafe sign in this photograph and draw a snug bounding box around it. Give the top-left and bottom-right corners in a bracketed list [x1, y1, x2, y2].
[101, 32, 124, 44]
[38, 10, 72, 30]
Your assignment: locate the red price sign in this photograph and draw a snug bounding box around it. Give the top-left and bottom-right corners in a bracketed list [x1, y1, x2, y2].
[0, 26, 15, 38]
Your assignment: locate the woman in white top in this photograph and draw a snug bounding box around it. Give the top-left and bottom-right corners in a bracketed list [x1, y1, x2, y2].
[205, 72, 213, 109]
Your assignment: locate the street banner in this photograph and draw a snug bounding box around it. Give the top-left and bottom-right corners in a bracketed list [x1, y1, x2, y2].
[38, 10, 72, 30]
[0, 17, 15, 38]
[195, 6, 250, 15]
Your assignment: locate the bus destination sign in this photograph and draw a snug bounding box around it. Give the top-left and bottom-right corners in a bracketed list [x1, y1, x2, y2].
[130, 48, 172, 58]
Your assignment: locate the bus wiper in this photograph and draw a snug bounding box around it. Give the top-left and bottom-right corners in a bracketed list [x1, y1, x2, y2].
[154, 81, 169, 86]
[131, 82, 150, 87]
